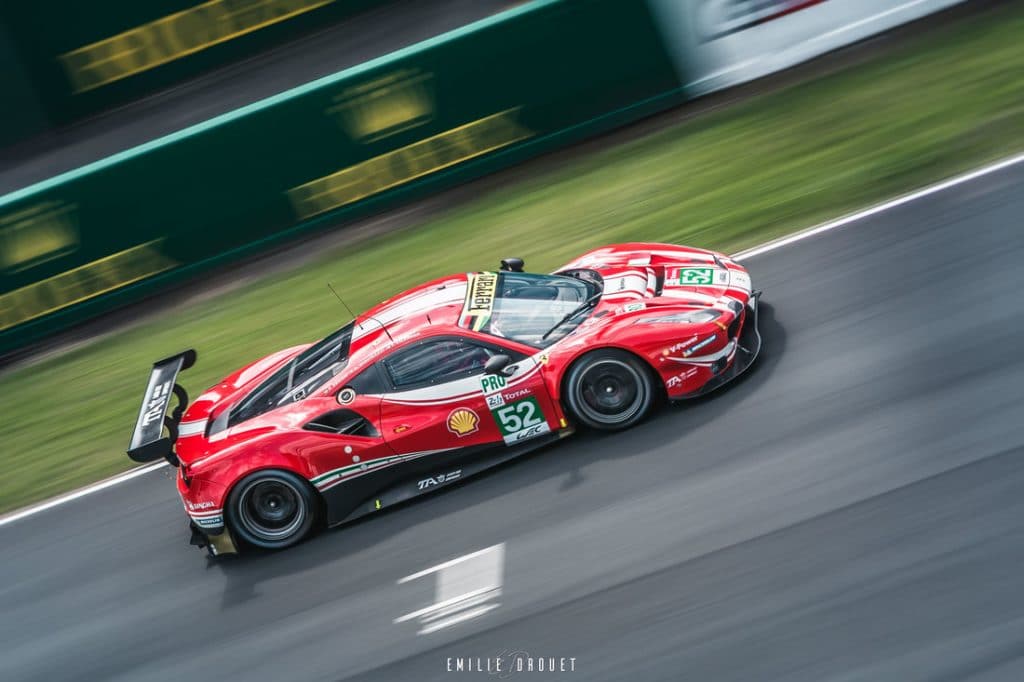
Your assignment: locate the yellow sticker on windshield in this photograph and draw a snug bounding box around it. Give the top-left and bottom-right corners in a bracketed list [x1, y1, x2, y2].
[460, 272, 498, 331]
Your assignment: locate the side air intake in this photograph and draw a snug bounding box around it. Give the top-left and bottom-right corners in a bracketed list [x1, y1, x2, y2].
[304, 410, 380, 437]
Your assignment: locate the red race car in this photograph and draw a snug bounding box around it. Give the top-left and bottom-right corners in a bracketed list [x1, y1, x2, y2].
[128, 243, 761, 555]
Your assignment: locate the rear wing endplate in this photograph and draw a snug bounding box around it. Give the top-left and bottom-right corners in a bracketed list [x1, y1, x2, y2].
[127, 349, 196, 465]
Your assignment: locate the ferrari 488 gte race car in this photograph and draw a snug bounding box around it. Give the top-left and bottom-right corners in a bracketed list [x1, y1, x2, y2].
[128, 243, 761, 555]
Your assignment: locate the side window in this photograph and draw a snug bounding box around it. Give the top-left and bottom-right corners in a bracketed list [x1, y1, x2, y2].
[347, 364, 387, 395]
[383, 338, 496, 389]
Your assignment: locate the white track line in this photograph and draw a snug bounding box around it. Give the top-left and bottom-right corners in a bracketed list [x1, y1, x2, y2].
[0, 461, 167, 527]
[2, 150, 1023, 529]
[733, 151, 1024, 261]
[398, 543, 505, 583]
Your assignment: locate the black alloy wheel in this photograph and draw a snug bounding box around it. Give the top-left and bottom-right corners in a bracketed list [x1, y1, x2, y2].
[564, 349, 657, 431]
[227, 470, 318, 550]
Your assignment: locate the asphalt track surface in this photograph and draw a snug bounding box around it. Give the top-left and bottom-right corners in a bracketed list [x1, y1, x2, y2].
[3, 161, 1024, 681]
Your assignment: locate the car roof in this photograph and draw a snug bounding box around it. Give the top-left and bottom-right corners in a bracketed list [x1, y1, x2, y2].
[346, 273, 472, 363]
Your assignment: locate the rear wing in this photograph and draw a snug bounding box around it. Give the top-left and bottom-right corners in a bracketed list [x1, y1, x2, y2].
[127, 349, 196, 465]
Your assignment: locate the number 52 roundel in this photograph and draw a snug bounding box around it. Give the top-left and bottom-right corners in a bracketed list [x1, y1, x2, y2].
[492, 396, 551, 444]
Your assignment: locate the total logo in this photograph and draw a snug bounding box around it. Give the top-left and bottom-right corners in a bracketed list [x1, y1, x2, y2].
[447, 408, 479, 437]
[503, 388, 531, 402]
[487, 387, 531, 410]
[417, 469, 462, 490]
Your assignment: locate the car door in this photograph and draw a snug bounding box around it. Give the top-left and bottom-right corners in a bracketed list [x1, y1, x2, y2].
[377, 335, 558, 459]
[296, 368, 399, 524]
[295, 389, 391, 493]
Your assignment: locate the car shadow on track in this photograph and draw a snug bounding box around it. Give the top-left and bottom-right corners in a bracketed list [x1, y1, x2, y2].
[556, 300, 787, 490]
[211, 303, 786, 608]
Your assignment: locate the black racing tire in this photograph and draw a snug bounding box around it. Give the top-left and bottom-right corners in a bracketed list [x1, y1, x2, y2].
[226, 470, 319, 550]
[563, 349, 657, 431]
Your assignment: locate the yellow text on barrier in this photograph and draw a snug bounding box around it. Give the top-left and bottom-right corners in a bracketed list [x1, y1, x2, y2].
[288, 108, 533, 220]
[0, 240, 177, 332]
[60, 0, 334, 92]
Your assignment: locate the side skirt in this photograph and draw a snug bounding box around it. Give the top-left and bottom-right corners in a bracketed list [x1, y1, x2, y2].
[325, 428, 573, 527]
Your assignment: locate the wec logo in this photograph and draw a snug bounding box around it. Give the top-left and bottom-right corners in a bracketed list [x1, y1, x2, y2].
[417, 470, 462, 490]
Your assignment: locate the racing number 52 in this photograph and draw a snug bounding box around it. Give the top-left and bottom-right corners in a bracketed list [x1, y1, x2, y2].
[495, 399, 543, 434]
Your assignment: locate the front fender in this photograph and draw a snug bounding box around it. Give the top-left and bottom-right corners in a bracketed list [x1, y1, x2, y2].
[544, 342, 662, 404]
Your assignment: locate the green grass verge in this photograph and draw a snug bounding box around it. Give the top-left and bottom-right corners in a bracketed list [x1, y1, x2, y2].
[2, 3, 1023, 514]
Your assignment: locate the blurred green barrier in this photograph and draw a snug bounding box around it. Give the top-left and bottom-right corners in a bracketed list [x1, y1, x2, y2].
[0, 0, 684, 354]
[0, 23, 49, 149]
[0, 0, 385, 135]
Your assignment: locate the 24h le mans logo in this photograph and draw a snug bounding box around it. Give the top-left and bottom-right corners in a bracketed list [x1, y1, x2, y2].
[679, 267, 714, 285]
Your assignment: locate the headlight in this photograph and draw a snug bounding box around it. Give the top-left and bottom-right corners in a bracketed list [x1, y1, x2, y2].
[636, 309, 722, 325]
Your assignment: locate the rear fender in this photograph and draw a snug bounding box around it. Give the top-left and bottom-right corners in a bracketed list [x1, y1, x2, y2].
[209, 448, 317, 498]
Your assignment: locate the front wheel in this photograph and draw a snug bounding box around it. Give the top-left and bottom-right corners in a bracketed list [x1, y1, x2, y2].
[227, 470, 318, 550]
[564, 349, 657, 431]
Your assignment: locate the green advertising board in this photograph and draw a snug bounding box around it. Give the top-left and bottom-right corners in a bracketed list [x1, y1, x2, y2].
[0, 0, 685, 354]
[0, 0, 384, 132]
[0, 24, 49, 149]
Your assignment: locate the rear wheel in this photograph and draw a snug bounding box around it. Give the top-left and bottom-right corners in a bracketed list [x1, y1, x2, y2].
[227, 470, 318, 550]
[564, 349, 657, 431]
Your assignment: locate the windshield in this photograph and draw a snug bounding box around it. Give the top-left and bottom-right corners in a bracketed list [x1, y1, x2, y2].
[228, 322, 353, 426]
[468, 272, 600, 347]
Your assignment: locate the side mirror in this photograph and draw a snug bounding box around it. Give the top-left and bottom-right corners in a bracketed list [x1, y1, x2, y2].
[484, 354, 515, 376]
[500, 257, 524, 272]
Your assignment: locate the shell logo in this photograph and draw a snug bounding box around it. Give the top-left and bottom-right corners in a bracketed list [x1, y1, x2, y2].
[447, 407, 479, 437]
